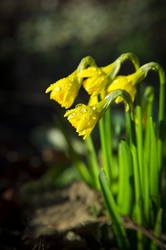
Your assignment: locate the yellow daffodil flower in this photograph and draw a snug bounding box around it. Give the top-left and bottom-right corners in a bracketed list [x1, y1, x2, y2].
[64, 98, 109, 139]
[64, 104, 100, 139]
[78, 64, 114, 97]
[45, 70, 81, 109]
[107, 69, 144, 111]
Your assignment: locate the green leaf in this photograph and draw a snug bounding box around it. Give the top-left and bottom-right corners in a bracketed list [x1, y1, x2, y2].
[150, 208, 162, 250]
[149, 117, 160, 212]
[117, 140, 134, 216]
[99, 169, 130, 250]
[74, 159, 94, 187]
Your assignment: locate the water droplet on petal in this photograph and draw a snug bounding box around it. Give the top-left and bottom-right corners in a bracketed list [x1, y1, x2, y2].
[91, 106, 97, 110]
[69, 76, 74, 82]
[54, 86, 61, 91]
[80, 108, 87, 114]
[68, 113, 76, 119]
[92, 116, 97, 120]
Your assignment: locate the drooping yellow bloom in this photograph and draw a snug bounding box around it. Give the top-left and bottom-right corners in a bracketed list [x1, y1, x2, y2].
[78, 64, 114, 97]
[107, 70, 144, 110]
[45, 70, 81, 109]
[64, 99, 109, 139]
[107, 76, 136, 103]
[64, 104, 99, 139]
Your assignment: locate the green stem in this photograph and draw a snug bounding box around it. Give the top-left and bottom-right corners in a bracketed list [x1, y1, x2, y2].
[125, 111, 132, 147]
[100, 108, 119, 195]
[99, 113, 112, 184]
[118, 52, 140, 71]
[105, 108, 114, 171]
[85, 135, 100, 189]
[135, 84, 144, 191]
[130, 118, 144, 250]
[158, 68, 165, 169]
[140, 62, 165, 169]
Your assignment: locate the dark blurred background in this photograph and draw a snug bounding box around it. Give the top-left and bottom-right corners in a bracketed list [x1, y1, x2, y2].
[0, 0, 166, 201]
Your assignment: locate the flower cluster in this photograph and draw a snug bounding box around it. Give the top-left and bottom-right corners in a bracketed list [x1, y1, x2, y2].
[46, 53, 146, 139]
